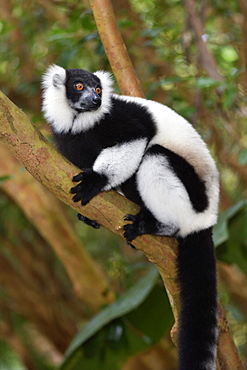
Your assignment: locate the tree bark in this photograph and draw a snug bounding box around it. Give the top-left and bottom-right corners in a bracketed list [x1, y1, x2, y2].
[0, 63, 243, 370]
[0, 88, 180, 319]
[0, 100, 114, 311]
[89, 0, 144, 97]
[182, 0, 223, 81]
[88, 1, 243, 368]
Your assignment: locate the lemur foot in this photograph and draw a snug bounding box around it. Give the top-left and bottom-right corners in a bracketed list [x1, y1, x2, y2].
[77, 214, 101, 229]
[123, 213, 144, 242]
[123, 210, 179, 241]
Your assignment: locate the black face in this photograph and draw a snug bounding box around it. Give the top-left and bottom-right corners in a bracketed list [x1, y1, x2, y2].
[65, 69, 102, 112]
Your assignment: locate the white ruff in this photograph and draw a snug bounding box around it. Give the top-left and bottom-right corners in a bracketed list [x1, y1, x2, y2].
[42, 65, 113, 134]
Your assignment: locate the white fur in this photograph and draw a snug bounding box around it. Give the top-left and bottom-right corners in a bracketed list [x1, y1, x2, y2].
[42, 66, 219, 233]
[202, 359, 216, 370]
[93, 139, 147, 190]
[113, 94, 219, 232]
[42, 65, 74, 133]
[42, 65, 113, 134]
[144, 98, 220, 229]
[114, 95, 218, 179]
[42, 67, 219, 370]
[42, 64, 66, 89]
[137, 151, 218, 237]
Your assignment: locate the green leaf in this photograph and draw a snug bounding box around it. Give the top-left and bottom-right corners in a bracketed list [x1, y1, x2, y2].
[215, 200, 247, 274]
[222, 85, 237, 110]
[221, 46, 239, 62]
[60, 266, 173, 370]
[125, 285, 173, 343]
[213, 200, 246, 246]
[60, 265, 159, 369]
[195, 77, 221, 89]
[0, 175, 12, 185]
[61, 318, 152, 370]
[239, 150, 247, 166]
[0, 340, 26, 370]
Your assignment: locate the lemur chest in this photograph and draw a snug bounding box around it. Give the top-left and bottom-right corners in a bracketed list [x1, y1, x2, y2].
[54, 131, 102, 169]
[53, 116, 152, 170]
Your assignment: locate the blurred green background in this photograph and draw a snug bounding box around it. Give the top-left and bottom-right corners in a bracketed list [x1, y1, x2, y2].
[0, 0, 247, 369]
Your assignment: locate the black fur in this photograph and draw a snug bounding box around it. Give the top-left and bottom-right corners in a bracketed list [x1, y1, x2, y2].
[52, 96, 156, 227]
[120, 174, 144, 206]
[147, 145, 208, 212]
[77, 214, 101, 229]
[52, 96, 156, 171]
[123, 207, 179, 241]
[65, 69, 102, 113]
[177, 228, 218, 370]
[66, 69, 101, 99]
[71, 169, 108, 205]
[66, 68, 101, 86]
[44, 67, 218, 369]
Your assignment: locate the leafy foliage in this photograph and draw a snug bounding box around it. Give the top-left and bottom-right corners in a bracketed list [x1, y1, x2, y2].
[60, 266, 173, 369]
[215, 200, 247, 273]
[58, 203, 247, 369]
[0, 0, 247, 368]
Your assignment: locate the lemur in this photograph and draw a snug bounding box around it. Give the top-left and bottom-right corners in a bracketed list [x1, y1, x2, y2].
[42, 65, 219, 370]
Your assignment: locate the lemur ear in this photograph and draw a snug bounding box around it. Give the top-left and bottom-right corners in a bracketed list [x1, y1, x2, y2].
[52, 73, 64, 87]
[42, 64, 66, 89]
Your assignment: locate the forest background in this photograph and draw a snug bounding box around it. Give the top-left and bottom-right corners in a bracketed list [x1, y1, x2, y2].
[0, 0, 247, 369]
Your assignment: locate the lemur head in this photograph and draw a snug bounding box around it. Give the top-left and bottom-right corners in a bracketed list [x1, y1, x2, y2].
[42, 65, 113, 134]
[64, 68, 102, 112]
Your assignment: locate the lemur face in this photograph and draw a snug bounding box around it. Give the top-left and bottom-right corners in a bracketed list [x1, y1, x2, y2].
[65, 69, 102, 112]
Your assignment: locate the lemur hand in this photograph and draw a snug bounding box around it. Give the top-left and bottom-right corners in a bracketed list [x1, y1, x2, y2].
[71, 169, 107, 205]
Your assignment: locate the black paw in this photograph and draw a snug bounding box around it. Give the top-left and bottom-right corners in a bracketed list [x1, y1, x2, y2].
[71, 169, 107, 206]
[123, 213, 143, 242]
[123, 223, 139, 242]
[124, 214, 137, 222]
[77, 214, 101, 229]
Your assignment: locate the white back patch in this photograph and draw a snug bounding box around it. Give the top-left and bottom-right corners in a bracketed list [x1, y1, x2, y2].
[137, 152, 218, 236]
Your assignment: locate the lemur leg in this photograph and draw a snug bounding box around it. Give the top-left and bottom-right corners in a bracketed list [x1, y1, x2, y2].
[124, 145, 189, 242]
[123, 207, 179, 242]
[77, 214, 101, 229]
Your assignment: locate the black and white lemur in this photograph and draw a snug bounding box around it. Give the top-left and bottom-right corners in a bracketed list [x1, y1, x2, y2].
[42, 65, 219, 370]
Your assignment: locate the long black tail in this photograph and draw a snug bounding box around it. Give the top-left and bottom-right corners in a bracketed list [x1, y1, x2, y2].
[177, 227, 218, 370]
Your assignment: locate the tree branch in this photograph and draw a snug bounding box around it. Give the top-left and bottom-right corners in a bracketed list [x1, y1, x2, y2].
[0, 90, 180, 318]
[1, 0, 243, 363]
[88, 1, 243, 368]
[182, 0, 223, 81]
[0, 142, 114, 311]
[238, 0, 247, 94]
[0, 63, 243, 370]
[89, 0, 144, 97]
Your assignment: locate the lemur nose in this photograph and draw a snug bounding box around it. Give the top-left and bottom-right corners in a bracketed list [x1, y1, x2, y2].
[92, 95, 101, 105]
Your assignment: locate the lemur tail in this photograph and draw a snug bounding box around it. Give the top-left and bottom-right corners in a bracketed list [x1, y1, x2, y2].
[177, 227, 218, 370]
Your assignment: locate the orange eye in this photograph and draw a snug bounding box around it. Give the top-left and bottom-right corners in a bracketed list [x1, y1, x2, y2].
[75, 83, 84, 91]
[95, 87, 101, 94]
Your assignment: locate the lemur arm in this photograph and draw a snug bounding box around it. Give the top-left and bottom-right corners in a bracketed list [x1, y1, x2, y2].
[71, 138, 147, 205]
